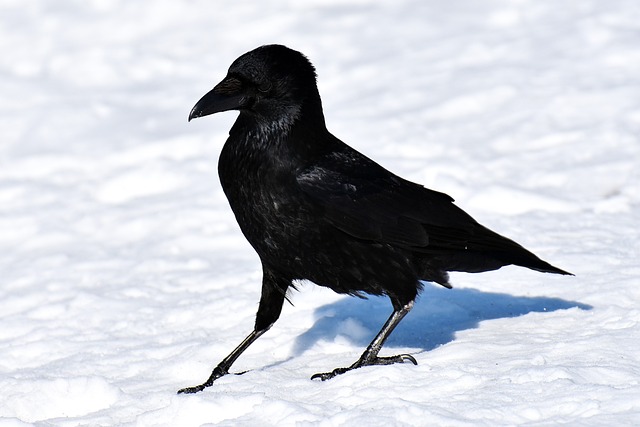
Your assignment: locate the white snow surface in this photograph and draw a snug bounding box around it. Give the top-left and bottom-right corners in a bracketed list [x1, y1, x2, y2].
[1, 1, 639, 426]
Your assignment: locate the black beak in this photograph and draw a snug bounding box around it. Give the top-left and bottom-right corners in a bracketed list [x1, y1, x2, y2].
[188, 77, 246, 122]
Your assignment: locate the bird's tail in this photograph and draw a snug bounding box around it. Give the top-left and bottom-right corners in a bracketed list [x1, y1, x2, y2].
[510, 254, 573, 275]
[470, 225, 574, 276]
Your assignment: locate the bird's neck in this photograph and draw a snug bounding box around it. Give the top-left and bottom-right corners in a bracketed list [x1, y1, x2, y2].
[233, 101, 330, 155]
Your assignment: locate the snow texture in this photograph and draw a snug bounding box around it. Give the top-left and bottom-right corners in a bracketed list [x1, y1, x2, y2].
[1, 0, 639, 426]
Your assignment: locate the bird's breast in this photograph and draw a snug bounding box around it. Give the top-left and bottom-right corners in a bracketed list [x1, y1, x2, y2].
[217, 133, 310, 260]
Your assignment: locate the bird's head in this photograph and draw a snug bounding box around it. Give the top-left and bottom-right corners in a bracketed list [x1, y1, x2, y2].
[189, 45, 321, 127]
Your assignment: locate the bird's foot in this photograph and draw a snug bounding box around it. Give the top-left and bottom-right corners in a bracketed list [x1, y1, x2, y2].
[311, 353, 417, 381]
[177, 365, 228, 394]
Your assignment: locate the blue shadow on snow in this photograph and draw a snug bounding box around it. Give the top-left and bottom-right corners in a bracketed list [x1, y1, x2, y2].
[291, 284, 591, 355]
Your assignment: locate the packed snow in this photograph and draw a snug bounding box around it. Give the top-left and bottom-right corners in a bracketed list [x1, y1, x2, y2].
[1, 0, 639, 425]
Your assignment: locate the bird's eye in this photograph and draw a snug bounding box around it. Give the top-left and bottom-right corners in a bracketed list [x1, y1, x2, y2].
[258, 81, 272, 93]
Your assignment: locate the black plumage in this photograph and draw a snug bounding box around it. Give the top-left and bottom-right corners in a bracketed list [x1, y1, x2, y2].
[178, 45, 572, 394]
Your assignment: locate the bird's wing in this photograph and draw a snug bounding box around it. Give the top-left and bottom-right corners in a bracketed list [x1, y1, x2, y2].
[295, 148, 570, 277]
[296, 159, 480, 251]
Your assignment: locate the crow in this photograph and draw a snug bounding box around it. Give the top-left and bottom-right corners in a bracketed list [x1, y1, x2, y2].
[178, 44, 572, 394]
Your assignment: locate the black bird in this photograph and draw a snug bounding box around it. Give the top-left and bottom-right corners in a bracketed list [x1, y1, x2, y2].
[178, 45, 572, 394]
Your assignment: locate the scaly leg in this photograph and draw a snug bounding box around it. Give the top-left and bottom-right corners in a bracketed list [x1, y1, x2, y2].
[178, 265, 289, 394]
[178, 328, 269, 394]
[311, 300, 417, 381]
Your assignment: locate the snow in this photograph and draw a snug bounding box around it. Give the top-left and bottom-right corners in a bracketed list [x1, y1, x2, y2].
[1, 0, 639, 425]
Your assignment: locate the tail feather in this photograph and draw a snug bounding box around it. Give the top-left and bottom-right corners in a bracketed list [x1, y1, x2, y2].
[512, 255, 573, 276]
[471, 224, 573, 276]
[417, 222, 573, 277]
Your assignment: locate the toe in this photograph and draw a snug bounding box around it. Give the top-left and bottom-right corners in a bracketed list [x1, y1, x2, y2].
[177, 384, 205, 394]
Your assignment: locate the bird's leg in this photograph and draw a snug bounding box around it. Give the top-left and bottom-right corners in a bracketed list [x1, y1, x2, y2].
[178, 266, 289, 394]
[177, 328, 269, 394]
[311, 300, 417, 381]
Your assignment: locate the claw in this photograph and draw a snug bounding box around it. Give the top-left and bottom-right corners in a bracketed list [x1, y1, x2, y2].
[311, 367, 348, 381]
[177, 365, 228, 394]
[311, 354, 418, 381]
[177, 384, 206, 394]
[400, 354, 418, 365]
